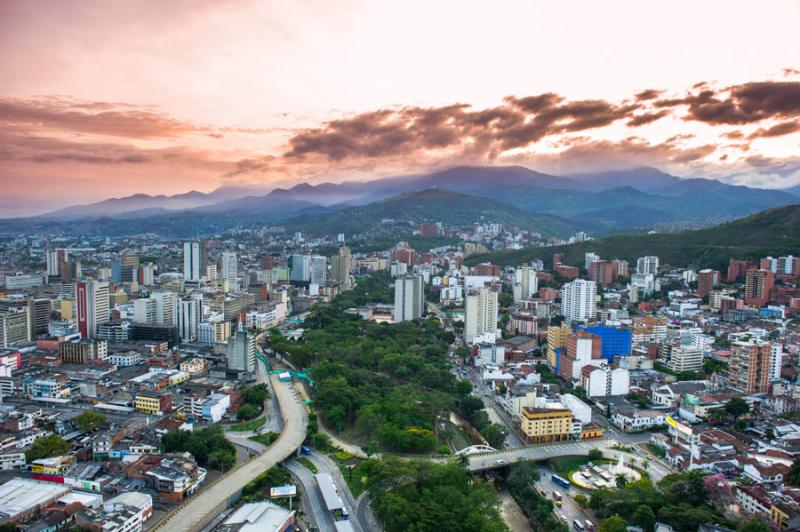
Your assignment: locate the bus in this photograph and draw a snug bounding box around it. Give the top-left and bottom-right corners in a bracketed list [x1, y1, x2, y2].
[552, 491, 563, 507]
[573, 519, 585, 531]
[552, 474, 571, 489]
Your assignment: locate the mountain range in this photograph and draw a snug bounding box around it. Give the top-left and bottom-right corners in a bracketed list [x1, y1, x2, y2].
[2, 165, 799, 238]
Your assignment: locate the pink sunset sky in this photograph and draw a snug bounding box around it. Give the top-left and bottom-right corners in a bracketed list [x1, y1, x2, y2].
[1, 0, 800, 216]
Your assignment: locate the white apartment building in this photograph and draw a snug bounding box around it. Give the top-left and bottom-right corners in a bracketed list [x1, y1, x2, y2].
[512, 266, 538, 303]
[636, 256, 660, 276]
[464, 284, 499, 344]
[560, 279, 597, 324]
[394, 275, 424, 322]
[220, 251, 238, 282]
[668, 344, 703, 373]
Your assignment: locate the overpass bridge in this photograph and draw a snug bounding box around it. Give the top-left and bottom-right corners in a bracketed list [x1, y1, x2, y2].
[154, 350, 308, 532]
[467, 438, 611, 472]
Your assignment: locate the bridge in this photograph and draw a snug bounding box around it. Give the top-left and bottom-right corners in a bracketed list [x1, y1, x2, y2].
[154, 350, 308, 532]
[455, 444, 497, 456]
[467, 438, 611, 472]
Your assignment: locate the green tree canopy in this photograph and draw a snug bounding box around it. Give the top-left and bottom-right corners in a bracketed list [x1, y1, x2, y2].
[74, 411, 107, 432]
[27, 434, 71, 462]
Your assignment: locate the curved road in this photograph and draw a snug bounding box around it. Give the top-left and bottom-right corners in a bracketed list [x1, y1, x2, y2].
[154, 373, 308, 532]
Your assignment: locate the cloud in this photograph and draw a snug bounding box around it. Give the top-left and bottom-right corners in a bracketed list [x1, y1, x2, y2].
[655, 81, 800, 125]
[0, 96, 203, 138]
[748, 120, 800, 139]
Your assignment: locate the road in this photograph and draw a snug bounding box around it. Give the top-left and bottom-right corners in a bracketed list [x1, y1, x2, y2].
[536, 463, 594, 529]
[153, 373, 308, 532]
[305, 449, 382, 532]
[284, 457, 336, 532]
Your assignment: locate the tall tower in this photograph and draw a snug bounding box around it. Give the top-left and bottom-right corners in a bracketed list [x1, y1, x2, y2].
[76, 280, 110, 339]
[394, 275, 424, 322]
[464, 284, 499, 344]
[183, 241, 207, 281]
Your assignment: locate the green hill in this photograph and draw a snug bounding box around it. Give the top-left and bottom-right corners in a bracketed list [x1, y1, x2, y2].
[284, 189, 582, 238]
[464, 204, 800, 270]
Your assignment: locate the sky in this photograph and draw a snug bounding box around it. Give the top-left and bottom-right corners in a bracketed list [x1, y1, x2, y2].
[1, 0, 800, 216]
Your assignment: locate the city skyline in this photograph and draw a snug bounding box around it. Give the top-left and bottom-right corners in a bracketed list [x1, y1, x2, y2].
[1, 0, 800, 215]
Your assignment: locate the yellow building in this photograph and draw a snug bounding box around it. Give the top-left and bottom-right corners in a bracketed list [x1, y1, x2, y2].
[134, 392, 170, 415]
[59, 299, 74, 320]
[31, 455, 73, 475]
[520, 407, 573, 443]
[546, 323, 570, 369]
[168, 371, 190, 387]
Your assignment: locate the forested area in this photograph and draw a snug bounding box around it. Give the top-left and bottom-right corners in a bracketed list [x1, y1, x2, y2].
[269, 273, 472, 453]
[358, 456, 507, 532]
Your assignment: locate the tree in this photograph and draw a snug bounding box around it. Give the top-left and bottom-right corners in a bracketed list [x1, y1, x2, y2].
[27, 434, 71, 462]
[725, 397, 750, 419]
[788, 456, 800, 486]
[588, 449, 604, 461]
[598, 516, 627, 532]
[631, 504, 655, 532]
[74, 411, 107, 432]
[736, 518, 772, 532]
[480, 423, 508, 449]
[574, 494, 588, 507]
[237, 403, 259, 420]
[208, 449, 235, 471]
[243, 384, 269, 406]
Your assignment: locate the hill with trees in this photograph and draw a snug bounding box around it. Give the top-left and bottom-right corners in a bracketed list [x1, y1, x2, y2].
[465, 204, 800, 270]
[283, 189, 582, 238]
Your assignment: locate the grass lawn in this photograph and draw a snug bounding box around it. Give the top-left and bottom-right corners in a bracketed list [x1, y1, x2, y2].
[229, 416, 266, 432]
[296, 456, 318, 474]
[249, 432, 279, 446]
[549, 455, 592, 476]
[333, 453, 371, 498]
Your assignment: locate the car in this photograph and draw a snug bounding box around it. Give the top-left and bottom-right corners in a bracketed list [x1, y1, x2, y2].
[559, 514, 568, 523]
[496, 459, 505, 464]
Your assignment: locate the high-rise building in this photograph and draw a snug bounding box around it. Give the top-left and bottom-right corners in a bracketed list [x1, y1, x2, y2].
[178, 298, 202, 342]
[330, 247, 353, 289]
[221, 252, 238, 282]
[76, 280, 110, 339]
[512, 266, 538, 302]
[134, 292, 178, 326]
[729, 340, 771, 394]
[46, 249, 69, 277]
[610, 259, 629, 279]
[726, 258, 756, 282]
[290, 255, 311, 282]
[560, 279, 597, 324]
[0, 308, 29, 347]
[697, 269, 720, 296]
[770, 342, 784, 381]
[183, 241, 207, 281]
[227, 324, 256, 373]
[588, 260, 614, 286]
[577, 324, 632, 362]
[464, 284, 499, 344]
[667, 344, 703, 373]
[744, 269, 774, 307]
[394, 275, 424, 322]
[584, 252, 600, 271]
[309, 255, 327, 285]
[636, 256, 659, 276]
[560, 330, 602, 381]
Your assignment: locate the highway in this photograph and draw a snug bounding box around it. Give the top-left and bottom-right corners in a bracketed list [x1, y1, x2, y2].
[284, 457, 336, 532]
[536, 463, 594, 529]
[153, 372, 308, 532]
